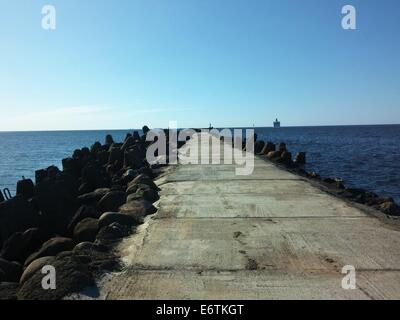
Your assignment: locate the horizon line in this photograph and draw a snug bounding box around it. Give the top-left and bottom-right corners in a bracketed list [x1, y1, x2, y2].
[1, 123, 400, 133]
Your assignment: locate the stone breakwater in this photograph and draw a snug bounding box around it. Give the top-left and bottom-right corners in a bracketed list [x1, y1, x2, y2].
[0, 126, 186, 300]
[1, 129, 399, 300]
[250, 138, 400, 217]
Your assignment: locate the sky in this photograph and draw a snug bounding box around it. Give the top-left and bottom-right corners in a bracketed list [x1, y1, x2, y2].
[0, 0, 399, 131]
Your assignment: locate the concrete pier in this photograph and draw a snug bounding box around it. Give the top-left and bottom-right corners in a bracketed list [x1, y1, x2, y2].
[95, 133, 400, 299]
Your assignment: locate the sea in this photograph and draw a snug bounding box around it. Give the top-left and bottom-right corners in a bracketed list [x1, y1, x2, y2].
[0, 125, 399, 203]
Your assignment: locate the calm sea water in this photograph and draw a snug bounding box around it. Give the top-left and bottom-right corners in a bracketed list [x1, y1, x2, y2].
[0, 125, 399, 202]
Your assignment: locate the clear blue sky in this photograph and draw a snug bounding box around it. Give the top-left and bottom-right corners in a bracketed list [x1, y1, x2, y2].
[0, 0, 399, 130]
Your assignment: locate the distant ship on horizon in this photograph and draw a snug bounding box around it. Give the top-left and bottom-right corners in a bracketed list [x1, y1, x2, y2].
[273, 118, 281, 128]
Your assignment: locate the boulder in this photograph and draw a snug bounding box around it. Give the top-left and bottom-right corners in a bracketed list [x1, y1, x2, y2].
[73, 242, 107, 256]
[379, 202, 400, 216]
[105, 134, 114, 146]
[72, 242, 118, 274]
[138, 167, 156, 179]
[118, 201, 144, 218]
[363, 191, 379, 203]
[120, 170, 136, 185]
[121, 136, 135, 152]
[78, 182, 93, 195]
[72, 149, 83, 159]
[123, 168, 136, 179]
[20, 256, 55, 285]
[119, 199, 157, 217]
[278, 142, 287, 153]
[46, 165, 61, 180]
[142, 125, 150, 135]
[124, 133, 132, 142]
[18, 255, 95, 300]
[66, 205, 99, 236]
[372, 197, 395, 206]
[280, 151, 292, 164]
[261, 142, 275, 155]
[126, 192, 143, 202]
[78, 188, 110, 206]
[124, 146, 145, 169]
[57, 251, 75, 259]
[129, 185, 159, 203]
[335, 180, 346, 190]
[126, 182, 143, 195]
[294, 152, 306, 165]
[0, 228, 50, 264]
[73, 218, 99, 243]
[24, 237, 74, 267]
[0, 258, 22, 283]
[323, 178, 333, 184]
[322, 178, 338, 185]
[16, 179, 35, 199]
[342, 188, 378, 204]
[133, 131, 141, 141]
[267, 151, 282, 160]
[34, 169, 47, 184]
[90, 141, 102, 154]
[98, 212, 140, 229]
[81, 147, 91, 158]
[97, 222, 131, 241]
[0, 195, 39, 245]
[97, 191, 127, 214]
[127, 174, 159, 192]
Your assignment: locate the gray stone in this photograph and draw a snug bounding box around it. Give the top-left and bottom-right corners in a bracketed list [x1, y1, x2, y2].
[98, 212, 141, 229]
[97, 191, 127, 214]
[24, 237, 74, 267]
[73, 218, 99, 243]
[20, 256, 55, 285]
[18, 255, 94, 300]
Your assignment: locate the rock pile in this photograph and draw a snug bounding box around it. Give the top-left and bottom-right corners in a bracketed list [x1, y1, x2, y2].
[253, 139, 302, 167]
[0, 126, 168, 300]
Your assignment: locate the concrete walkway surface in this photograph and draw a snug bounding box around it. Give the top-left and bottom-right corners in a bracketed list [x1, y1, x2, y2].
[91, 133, 400, 300]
